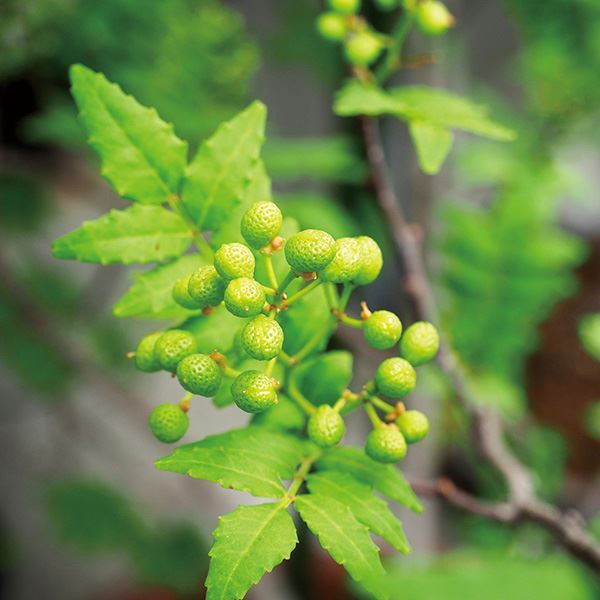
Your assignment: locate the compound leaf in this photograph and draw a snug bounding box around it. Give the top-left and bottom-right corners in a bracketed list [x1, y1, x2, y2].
[316, 446, 422, 513]
[52, 205, 192, 264]
[70, 64, 187, 204]
[206, 503, 297, 600]
[307, 472, 410, 554]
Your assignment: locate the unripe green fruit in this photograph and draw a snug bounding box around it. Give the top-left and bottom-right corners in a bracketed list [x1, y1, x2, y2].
[345, 31, 384, 66]
[363, 310, 403, 349]
[399, 321, 439, 366]
[224, 277, 266, 318]
[241, 314, 284, 361]
[307, 405, 345, 448]
[365, 425, 407, 463]
[354, 236, 383, 285]
[375, 357, 416, 398]
[240, 201, 283, 249]
[396, 410, 429, 444]
[148, 404, 189, 443]
[214, 243, 255, 280]
[231, 370, 278, 413]
[328, 0, 360, 15]
[187, 265, 226, 308]
[155, 329, 198, 372]
[285, 229, 336, 273]
[172, 274, 201, 309]
[134, 331, 163, 372]
[415, 0, 454, 36]
[319, 237, 361, 283]
[176, 353, 222, 397]
[317, 12, 348, 42]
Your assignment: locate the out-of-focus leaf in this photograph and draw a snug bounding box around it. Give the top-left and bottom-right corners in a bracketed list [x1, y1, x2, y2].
[408, 121, 454, 175]
[251, 394, 307, 433]
[295, 351, 353, 406]
[0, 171, 50, 232]
[579, 313, 600, 361]
[585, 402, 600, 440]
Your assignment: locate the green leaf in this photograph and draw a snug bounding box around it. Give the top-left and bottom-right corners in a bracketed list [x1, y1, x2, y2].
[182, 101, 266, 232]
[181, 306, 244, 354]
[316, 446, 423, 513]
[307, 472, 410, 554]
[70, 64, 187, 204]
[295, 351, 353, 405]
[206, 502, 297, 600]
[578, 313, 600, 361]
[295, 494, 387, 599]
[155, 428, 306, 499]
[334, 81, 400, 117]
[408, 122, 454, 175]
[251, 394, 307, 433]
[52, 205, 192, 265]
[113, 254, 207, 319]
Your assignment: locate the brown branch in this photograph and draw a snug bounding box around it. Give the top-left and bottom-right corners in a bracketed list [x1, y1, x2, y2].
[359, 115, 600, 573]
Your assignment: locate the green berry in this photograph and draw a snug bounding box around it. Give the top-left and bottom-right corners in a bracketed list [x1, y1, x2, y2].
[214, 243, 255, 280]
[354, 236, 383, 285]
[375, 357, 416, 398]
[363, 310, 402, 349]
[134, 331, 162, 372]
[172, 274, 201, 309]
[176, 353, 222, 397]
[316, 12, 347, 42]
[187, 266, 226, 308]
[319, 237, 361, 283]
[399, 321, 439, 366]
[307, 405, 345, 448]
[285, 229, 336, 273]
[224, 277, 266, 318]
[241, 314, 284, 361]
[415, 0, 454, 36]
[396, 410, 429, 444]
[240, 201, 283, 249]
[154, 330, 198, 372]
[231, 370, 278, 413]
[328, 0, 360, 14]
[345, 31, 384, 66]
[148, 404, 189, 443]
[365, 425, 407, 463]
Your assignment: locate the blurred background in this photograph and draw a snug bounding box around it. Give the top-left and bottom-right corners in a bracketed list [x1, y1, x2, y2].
[0, 0, 599, 598]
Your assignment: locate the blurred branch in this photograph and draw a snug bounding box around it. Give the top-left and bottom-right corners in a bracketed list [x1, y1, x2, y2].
[359, 115, 600, 573]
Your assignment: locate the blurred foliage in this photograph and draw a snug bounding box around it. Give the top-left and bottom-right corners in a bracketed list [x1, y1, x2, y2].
[584, 402, 600, 441]
[46, 479, 208, 595]
[578, 313, 600, 362]
[0, 170, 50, 232]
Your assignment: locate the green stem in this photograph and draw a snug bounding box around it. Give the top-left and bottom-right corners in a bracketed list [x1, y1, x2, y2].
[376, 10, 415, 83]
[285, 278, 322, 307]
[167, 194, 214, 262]
[335, 311, 364, 329]
[364, 402, 384, 428]
[288, 371, 317, 415]
[279, 351, 297, 367]
[262, 285, 277, 296]
[333, 396, 347, 412]
[278, 270, 297, 296]
[264, 356, 277, 377]
[292, 322, 332, 362]
[283, 452, 322, 505]
[338, 283, 355, 312]
[263, 254, 279, 290]
[223, 365, 241, 378]
[369, 395, 394, 413]
[324, 283, 338, 310]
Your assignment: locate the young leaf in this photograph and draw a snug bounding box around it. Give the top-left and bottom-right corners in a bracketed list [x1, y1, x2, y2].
[295, 494, 387, 599]
[316, 446, 423, 513]
[155, 428, 306, 498]
[408, 122, 454, 175]
[52, 205, 192, 265]
[294, 351, 353, 405]
[70, 64, 187, 204]
[334, 80, 400, 117]
[307, 472, 410, 554]
[182, 101, 266, 232]
[206, 503, 298, 600]
[113, 254, 207, 319]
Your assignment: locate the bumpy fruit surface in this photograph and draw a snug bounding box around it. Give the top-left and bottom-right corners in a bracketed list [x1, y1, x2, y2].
[375, 357, 416, 398]
[397, 410, 429, 444]
[345, 31, 383, 66]
[134, 331, 162, 372]
[354, 236, 383, 285]
[240, 201, 283, 249]
[363, 310, 402, 349]
[328, 0, 360, 14]
[224, 277, 266, 317]
[285, 229, 336, 273]
[399, 321, 439, 366]
[231, 370, 278, 413]
[214, 243, 255, 280]
[176, 353, 222, 396]
[148, 404, 189, 443]
[319, 237, 361, 283]
[187, 265, 226, 308]
[415, 0, 454, 36]
[241, 314, 284, 361]
[154, 330, 198, 372]
[172, 274, 200, 309]
[307, 405, 345, 448]
[316, 12, 347, 41]
[365, 425, 407, 463]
